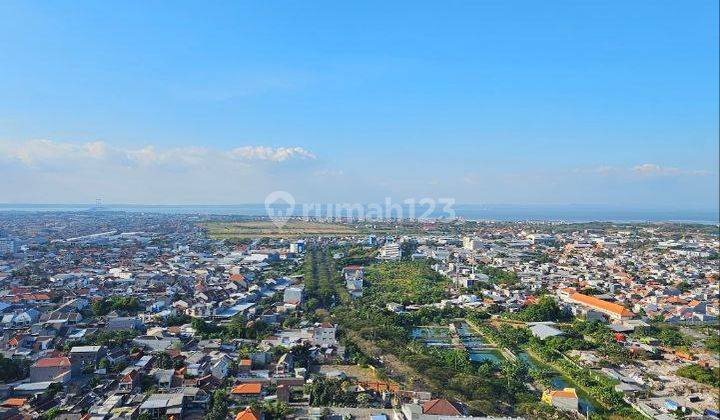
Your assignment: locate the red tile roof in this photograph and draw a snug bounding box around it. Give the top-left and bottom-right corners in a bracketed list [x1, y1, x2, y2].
[1, 398, 27, 408]
[570, 293, 633, 317]
[231, 383, 262, 395]
[33, 356, 71, 368]
[422, 399, 462, 416]
[236, 407, 262, 420]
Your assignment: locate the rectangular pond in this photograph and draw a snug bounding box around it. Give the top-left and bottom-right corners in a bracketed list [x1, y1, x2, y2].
[469, 350, 505, 364]
[455, 322, 488, 348]
[412, 326, 452, 347]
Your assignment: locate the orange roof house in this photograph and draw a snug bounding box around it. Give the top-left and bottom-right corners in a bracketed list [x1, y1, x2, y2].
[230, 274, 246, 282]
[569, 293, 634, 320]
[0, 398, 27, 408]
[542, 387, 579, 411]
[422, 399, 463, 416]
[359, 381, 399, 393]
[236, 407, 264, 420]
[32, 356, 71, 368]
[545, 388, 577, 399]
[231, 383, 263, 395]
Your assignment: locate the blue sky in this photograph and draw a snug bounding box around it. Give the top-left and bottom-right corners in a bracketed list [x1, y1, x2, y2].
[0, 1, 717, 208]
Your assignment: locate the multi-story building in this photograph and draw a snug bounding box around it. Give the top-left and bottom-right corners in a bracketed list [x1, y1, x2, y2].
[379, 242, 401, 261]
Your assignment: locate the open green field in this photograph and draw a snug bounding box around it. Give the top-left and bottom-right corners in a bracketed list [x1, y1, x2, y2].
[364, 261, 451, 305]
[201, 220, 358, 239]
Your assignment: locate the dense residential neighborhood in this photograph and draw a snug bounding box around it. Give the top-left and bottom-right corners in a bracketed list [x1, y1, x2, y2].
[0, 211, 717, 420]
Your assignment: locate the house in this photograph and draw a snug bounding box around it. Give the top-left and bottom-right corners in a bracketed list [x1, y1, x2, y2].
[250, 352, 271, 368]
[107, 316, 144, 331]
[528, 323, 564, 340]
[29, 357, 74, 383]
[421, 399, 464, 416]
[43, 311, 83, 328]
[236, 407, 265, 420]
[2, 309, 39, 327]
[542, 388, 579, 412]
[132, 335, 180, 352]
[230, 383, 263, 402]
[237, 359, 252, 375]
[151, 369, 178, 390]
[118, 369, 141, 393]
[229, 274, 248, 289]
[569, 293, 634, 321]
[69, 345, 107, 369]
[180, 387, 211, 410]
[0, 398, 27, 409]
[32, 336, 54, 352]
[342, 266, 364, 281]
[89, 394, 125, 418]
[401, 399, 465, 420]
[11, 381, 56, 396]
[134, 355, 155, 371]
[313, 323, 337, 346]
[346, 277, 364, 297]
[210, 354, 231, 380]
[283, 287, 304, 305]
[139, 393, 184, 418]
[275, 353, 294, 376]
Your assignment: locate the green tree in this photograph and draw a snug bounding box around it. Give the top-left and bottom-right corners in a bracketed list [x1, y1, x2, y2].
[41, 407, 60, 420]
[500, 360, 529, 396]
[509, 296, 569, 322]
[205, 390, 229, 420]
[0, 354, 28, 382]
[154, 352, 174, 369]
[261, 399, 293, 419]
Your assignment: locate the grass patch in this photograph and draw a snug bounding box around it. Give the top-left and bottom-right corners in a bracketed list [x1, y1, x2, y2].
[363, 261, 450, 305]
[200, 220, 357, 239]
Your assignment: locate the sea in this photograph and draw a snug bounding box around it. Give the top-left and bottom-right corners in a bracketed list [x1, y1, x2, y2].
[0, 203, 717, 224]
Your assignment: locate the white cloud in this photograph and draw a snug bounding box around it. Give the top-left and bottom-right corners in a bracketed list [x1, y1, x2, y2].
[632, 163, 710, 177]
[125, 146, 159, 166]
[0, 139, 316, 169]
[632, 163, 674, 175]
[3, 139, 76, 166]
[571, 163, 711, 178]
[0, 138, 323, 204]
[227, 146, 315, 162]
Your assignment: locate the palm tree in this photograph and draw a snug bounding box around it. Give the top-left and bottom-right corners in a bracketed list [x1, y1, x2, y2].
[262, 400, 293, 420]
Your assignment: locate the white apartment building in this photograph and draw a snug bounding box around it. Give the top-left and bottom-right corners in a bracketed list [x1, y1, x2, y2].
[379, 242, 402, 261]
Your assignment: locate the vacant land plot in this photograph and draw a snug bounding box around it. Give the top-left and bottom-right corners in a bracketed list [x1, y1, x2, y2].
[316, 364, 390, 384]
[201, 220, 357, 239]
[364, 261, 451, 305]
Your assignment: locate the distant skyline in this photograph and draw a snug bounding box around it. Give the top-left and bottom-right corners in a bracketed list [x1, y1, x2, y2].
[0, 1, 718, 209]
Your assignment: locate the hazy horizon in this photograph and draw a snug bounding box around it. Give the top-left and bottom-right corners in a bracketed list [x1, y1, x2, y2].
[1, 202, 718, 211]
[1, 202, 718, 224]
